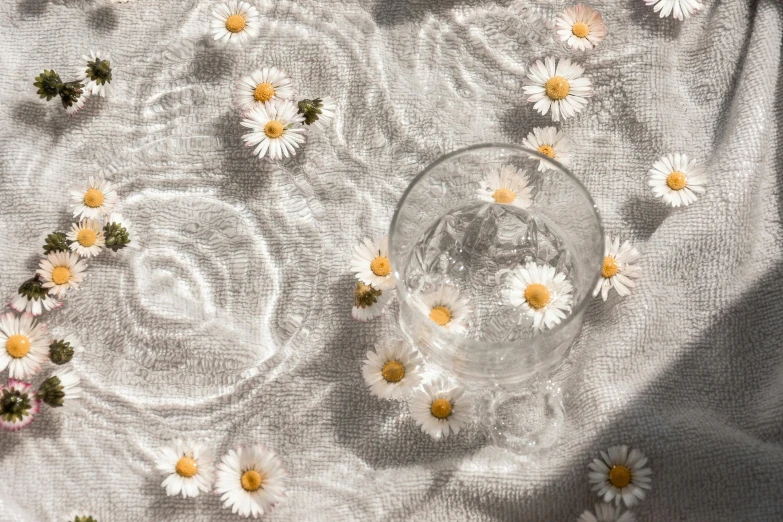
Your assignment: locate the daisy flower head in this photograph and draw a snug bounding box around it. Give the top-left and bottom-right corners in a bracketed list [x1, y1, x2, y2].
[67, 219, 105, 258]
[556, 5, 607, 52]
[352, 280, 392, 322]
[70, 176, 118, 220]
[644, 0, 703, 21]
[103, 213, 136, 251]
[241, 100, 306, 161]
[648, 153, 707, 207]
[77, 51, 113, 98]
[0, 312, 50, 380]
[10, 276, 62, 316]
[60, 81, 89, 116]
[502, 262, 573, 331]
[413, 284, 473, 335]
[234, 67, 295, 114]
[209, 0, 260, 46]
[362, 340, 423, 400]
[579, 503, 637, 522]
[215, 445, 288, 518]
[298, 97, 336, 130]
[155, 439, 214, 498]
[0, 379, 40, 431]
[523, 57, 593, 122]
[589, 445, 652, 508]
[350, 236, 394, 291]
[521, 126, 572, 172]
[37, 251, 88, 298]
[37, 368, 82, 408]
[594, 235, 641, 301]
[49, 336, 83, 365]
[410, 377, 472, 440]
[476, 164, 533, 209]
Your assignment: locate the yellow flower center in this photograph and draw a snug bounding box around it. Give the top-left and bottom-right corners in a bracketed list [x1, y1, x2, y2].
[609, 465, 632, 488]
[6, 335, 31, 359]
[572, 21, 590, 38]
[538, 144, 555, 158]
[381, 360, 405, 383]
[492, 188, 516, 204]
[175, 457, 198, 478]
[602, 256, 618, 278]
[524, 283, 550, 309]
[429, 306, 451, 326]
[370, 256, 391, 277]
[264, 120, 284, 139]
[430, 398, 452, 419]
[52, 266, 72, 286]
[83, 188, 104, 208]
[241, 470, 264, 492]
[77, 228, 97, 247]
[666, 171, 687, 191]
[253, 82, 275, 102]
[225, 14, 246, 33]
[545, 76, 570, 101]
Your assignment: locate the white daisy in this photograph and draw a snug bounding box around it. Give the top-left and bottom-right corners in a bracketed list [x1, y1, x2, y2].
[209, 0, 260, 46]
[215, 445, 288, 518]
[0, 312, 50, 380]
[578, 503, 637, 522]
[234, 67, 295, 114]
[361, 340, 423, 400]
[522, 126, 572, 172]
[65, 89, 89, 117]
[37, 368, 82, 408]
[36, 251, 88, 298]
[155, 439, 214, 498]
[413, 284, 473, 335]
[0, 379, 40, 432]
[104, 212, 137, 251]
[67, 219, 105, 258]
[298, 97, 336, 130]
[523, 57, 593, 121]
[241, 100, 307, 161]
[410, 377, 472, 440]
[644, 0, 703, 20]
[588, 445, 652, 508]
[594, 236, 642, 301]
[76, 51, 113, 98]
[648, 153, 707, 207]
[69, 176, 118, 220]
[351, 280, 392, 322]
[350, 236, 394, 291]
[502, 262, 573, 331]
[9, 276, 62, 316]
[556, 5, 607, 52]
[476, 164, 533, 209]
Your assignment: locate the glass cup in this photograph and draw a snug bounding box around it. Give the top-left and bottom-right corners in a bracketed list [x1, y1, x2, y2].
[389, 143, 603, 452]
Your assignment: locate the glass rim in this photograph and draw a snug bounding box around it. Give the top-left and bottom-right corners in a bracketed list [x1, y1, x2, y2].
[388, 142, 604, 353]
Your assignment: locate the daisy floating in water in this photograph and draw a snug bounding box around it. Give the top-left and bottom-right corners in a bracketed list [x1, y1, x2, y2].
[522, 126, 572, 171]
[209, 0, 261, 46]
[555, 5, 607, 52]
[70, 176, 118, 220]
[351, 236, 394, 291]
[234, 67, 295, 114]
[523, 57, 593, 122]
[502, 262, 573, 331]
[362, 340, 423, 400]
[215, 445, 288, 518]
[410, 377, 472, 440]
[588, 445, 652, 508]
[0, 312, 50, 380]
[644, 0, 703, 21]
[67, 219, 105, 258]
[241, 100, 306, 161]
[413, 284, 473, 335]
[648, 153, 706, 207]
[37, 251, 88, 298]
[9, 276, 62, 316]
[578, 503, 637, 522]
[351, 280, 391, 322]
[37, 368, 82, 408]
[476, 164, 533, 209]
[77, 51, 113, 98]
[155, 439, 214, 498]
[0, 379, 40, 431]
[594, 235, 642, 301]
[298, 97, 336, 130]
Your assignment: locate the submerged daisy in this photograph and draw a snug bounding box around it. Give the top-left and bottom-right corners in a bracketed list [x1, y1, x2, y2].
[644, 0, 703, 20]
[37, 368, 82, 408]
[0, 312, 50, 380]
[67, 219, 105, 258]
[351, 280, 392, 322]
[555, 5, 607, 51]
[578, 503, 637, 522]
[410, 377, 471, 440]
[588, 445, 652, 508]
[69, 176, 118, 220]
[215, 445, 288, 518]
[648, 153, 707, 207]
[476, 164, 533, 209]
[594, 236, 642, 301]
[37, 251, 88, 297]
[350, 236, 394, 290]
[298, 97, 336, 130]
[502, 262, 573, 331]
[362, 340, 423, 400]
[77, 51, 113, 98]
[103, 213, 136, 251]
[209, 0, 261, 46]
[523, 57, 593, 121]
[155, 439, 214, 498]
[0, 379, 40, 431]
[235, 67, 295, 114]
[10, 276, 62, 316]
[413, 285, 473, 335]
[241, 100, 306, 160]
[522, 126, 572, 171]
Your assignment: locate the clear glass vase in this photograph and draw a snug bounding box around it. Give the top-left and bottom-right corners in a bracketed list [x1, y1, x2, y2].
[389, 143, 603, 452]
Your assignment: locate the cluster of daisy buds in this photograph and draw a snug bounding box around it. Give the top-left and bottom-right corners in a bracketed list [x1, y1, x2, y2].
[155, 440, 288, 518]
[33, 51, 113, 116]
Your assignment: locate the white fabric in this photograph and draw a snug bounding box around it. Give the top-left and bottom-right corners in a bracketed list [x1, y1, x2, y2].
[1, 0, 782, 520]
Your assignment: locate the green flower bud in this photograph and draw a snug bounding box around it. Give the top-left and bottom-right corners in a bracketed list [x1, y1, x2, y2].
[33, 70, 63, 101]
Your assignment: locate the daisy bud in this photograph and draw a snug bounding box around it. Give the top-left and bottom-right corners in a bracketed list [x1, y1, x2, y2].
[74, 516, 98, 522]
[37, 375, 66, 407]
[85, 56, 112, 87]
[42, 231, 69, 254]
[49, 339, 75, 365]
[33, 70, 62, 101]
[59, 81, 85, 110]
[103, 221, 131, 251]
[297, 98, 325, 125]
